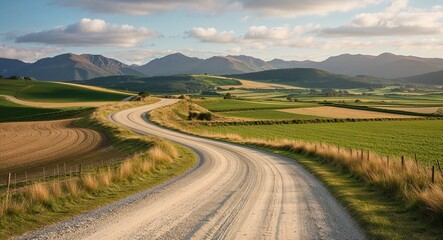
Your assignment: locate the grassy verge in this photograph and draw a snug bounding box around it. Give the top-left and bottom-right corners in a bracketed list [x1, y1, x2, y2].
[267, 149, 442, 239]
[0, 98, 197, 239]
[149, 99, 443, 239]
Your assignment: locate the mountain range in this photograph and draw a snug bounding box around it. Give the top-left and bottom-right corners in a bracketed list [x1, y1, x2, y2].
[0, 53, 142, 81]
[1, 52, 443, 84]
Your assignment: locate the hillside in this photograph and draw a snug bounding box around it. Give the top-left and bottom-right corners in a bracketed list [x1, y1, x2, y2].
[0, 78, 131, 102]
[74, 75, 238, 93]
[400, 70, 443, 85]
[268, 53, 443, 79]
[227, 68, 390, 89]
[134, 53, 202, 76]
[0, 58, 30, 77]
[132, 53, 275, 76]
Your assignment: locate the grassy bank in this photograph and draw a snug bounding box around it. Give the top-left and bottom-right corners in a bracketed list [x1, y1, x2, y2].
[0, 98, 197, 239]
[149, 99, 443, 239]
[0, 97, 93, 122]
[0, 79, 131, 102]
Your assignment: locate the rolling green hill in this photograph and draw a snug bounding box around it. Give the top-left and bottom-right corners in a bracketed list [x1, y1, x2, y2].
[0, 79, 131, 102]
[76, 75, 241, 93]
[227, 68, 391, 89]
[400, 70, 443, 86]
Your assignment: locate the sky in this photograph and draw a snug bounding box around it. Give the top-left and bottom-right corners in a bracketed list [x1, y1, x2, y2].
[0, 0, 442, 64]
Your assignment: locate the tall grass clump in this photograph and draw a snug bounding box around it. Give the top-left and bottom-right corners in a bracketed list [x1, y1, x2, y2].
[29, 183, 50, 203]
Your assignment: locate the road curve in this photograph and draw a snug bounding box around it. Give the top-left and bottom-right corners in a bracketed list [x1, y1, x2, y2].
[20, 99, 365, 240]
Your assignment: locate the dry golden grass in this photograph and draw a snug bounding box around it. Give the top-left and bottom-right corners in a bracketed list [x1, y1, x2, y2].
[82, 174, 99, 191]
[119, 160, 134, 180]
[98, 168, 113, 187]
[279, 106, 419, 119]
[29, 183, 50, 203]
[51, 181, 63, 198]
[244, 138, 443, 216]
[65, 179, 81, 197]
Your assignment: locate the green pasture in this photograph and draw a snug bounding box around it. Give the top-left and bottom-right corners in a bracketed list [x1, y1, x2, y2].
[0, 79, 131, 102]
[193, 120, 443, 164]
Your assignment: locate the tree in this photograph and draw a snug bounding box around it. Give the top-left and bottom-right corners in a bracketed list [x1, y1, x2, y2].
[286, 96, 293, 102]
[354, 99, 362, 103]
[224, 92, 234, 99]
[138, 91, 150, 99]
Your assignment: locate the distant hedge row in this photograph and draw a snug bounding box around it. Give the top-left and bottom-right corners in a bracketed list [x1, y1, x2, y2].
[197, 117, 443, 126]
[322, 102, 437, 117]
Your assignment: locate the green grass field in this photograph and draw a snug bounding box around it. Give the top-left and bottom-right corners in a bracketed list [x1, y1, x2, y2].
[0, 97, 92, 122]
[194, 120, 443, 164]
[218, 109, 324, 120]
[0, 80, 131, 102]
[191, 75, 241, 86]
[0, 97, 61, 120]
[197, 99, 317, 112]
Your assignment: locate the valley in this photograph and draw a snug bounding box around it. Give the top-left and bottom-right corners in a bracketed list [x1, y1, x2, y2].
[3, 1, 443, 239]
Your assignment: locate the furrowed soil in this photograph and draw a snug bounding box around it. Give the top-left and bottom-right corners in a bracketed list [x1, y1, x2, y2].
[0, 119, 123, 183]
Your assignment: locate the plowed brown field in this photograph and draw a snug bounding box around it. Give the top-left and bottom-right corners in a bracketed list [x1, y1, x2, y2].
[0, 119, 122, 183]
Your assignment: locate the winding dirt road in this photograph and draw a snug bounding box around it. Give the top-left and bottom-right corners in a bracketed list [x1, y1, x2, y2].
[21, 99, 365, 239]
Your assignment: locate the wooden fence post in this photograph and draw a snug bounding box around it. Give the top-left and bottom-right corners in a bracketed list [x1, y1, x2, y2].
[401, 156, 405, 169]
[387, 156, 389, 166]
[5, 173, 11, 212]
[361, 149, 364, 160]
[350, 148, 353, 157]
[367, 150, 370, 161]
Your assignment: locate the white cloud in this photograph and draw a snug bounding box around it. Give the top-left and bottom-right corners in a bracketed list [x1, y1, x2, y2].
[187, 27, 236, 43]
[234, 0, 379, 17]
[227, 47, 242, 54]
[15, 18, 161, 47]
[0, 44, 61, 63]
[187, 24, 323, 50]
[321, 0, 443, 37]
[55, 0, 377, 17]
[245, 26, 291, 40]
[54, 0, 225, 15]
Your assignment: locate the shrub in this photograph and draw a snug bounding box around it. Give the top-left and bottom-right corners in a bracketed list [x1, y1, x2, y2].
[197, 112, 213, 121]
[224, 92, 234, 99]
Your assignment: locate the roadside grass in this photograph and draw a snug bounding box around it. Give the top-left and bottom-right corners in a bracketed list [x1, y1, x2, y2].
[271, 150, 443, 239]
[0, 79, 131, 102]
[0, 98, 197, 238]
[0, 97, 92, 122]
